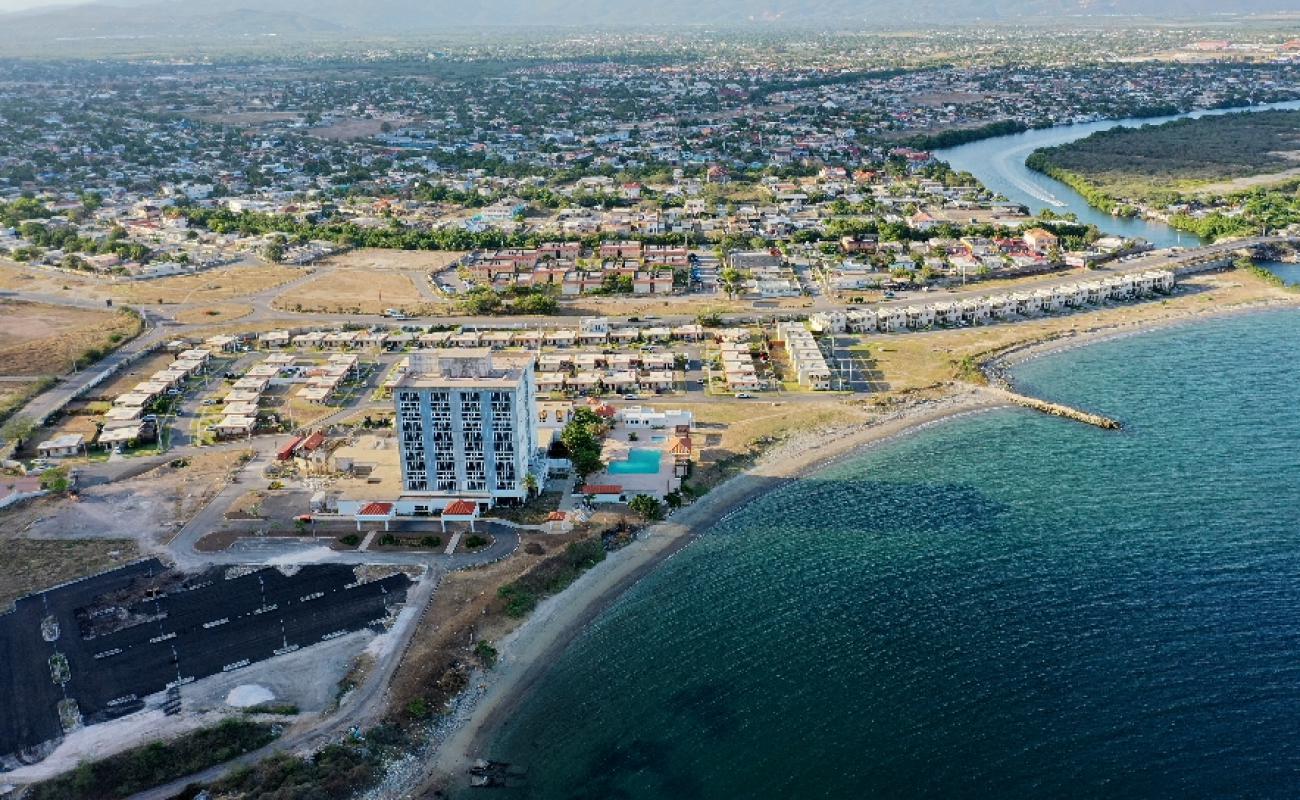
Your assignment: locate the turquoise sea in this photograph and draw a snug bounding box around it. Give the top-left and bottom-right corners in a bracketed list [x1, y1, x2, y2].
[483, 310, 1300, 799]
[1261, 260, 1300, 286]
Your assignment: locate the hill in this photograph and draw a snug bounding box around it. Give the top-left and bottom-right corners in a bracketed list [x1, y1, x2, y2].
[0, 0, 1293, 44]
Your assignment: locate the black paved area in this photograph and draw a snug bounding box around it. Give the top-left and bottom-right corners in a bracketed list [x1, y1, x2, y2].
[0, 558, 409, 766]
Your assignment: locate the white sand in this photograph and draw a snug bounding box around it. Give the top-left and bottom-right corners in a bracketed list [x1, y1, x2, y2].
[226, 684, 275, 708]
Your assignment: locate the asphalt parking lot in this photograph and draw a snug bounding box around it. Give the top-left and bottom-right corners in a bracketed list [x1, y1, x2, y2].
[0, 558, 409, 764]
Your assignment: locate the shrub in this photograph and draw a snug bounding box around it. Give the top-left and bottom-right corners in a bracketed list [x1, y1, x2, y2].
[496, 538, 606, 618]
[26, 720, 275, 800]
[464, 534, 489, 550]
[474, 640, 498, 668]
[405, 698, 430, 719]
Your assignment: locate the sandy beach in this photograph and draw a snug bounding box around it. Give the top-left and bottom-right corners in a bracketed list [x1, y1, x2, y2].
[420, 386, 1004, 792]
[417, 286, 1300, 795]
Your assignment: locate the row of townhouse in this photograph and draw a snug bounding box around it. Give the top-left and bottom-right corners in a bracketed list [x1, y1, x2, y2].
[212, 354, 278, 438]
[718, 338, 764, 392]
[775, 322, 833, 391]
[812, 270, 1176, 334]
[101, 348, 212, 447]
[257, 319, 707, 353]
[294, 353, 360, 405]
[535, 369, 677, 396]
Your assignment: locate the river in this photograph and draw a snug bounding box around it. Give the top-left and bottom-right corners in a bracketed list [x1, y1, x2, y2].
[934, 99, 1300, 249]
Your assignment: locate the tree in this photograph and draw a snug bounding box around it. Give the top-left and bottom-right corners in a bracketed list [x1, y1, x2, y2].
[0, 415, 36, 447]
[561, 410, 605, 480]
[40, 467, 71, 493]
[263, 235, 286, 263]
[523, 473, 538, 497]
[720, 266, 746, 299]
[462, 287, 502, 315]
[629, 494, 664, 522]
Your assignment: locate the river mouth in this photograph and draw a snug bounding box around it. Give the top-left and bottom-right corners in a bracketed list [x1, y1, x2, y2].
[935, 99, 1300, 250]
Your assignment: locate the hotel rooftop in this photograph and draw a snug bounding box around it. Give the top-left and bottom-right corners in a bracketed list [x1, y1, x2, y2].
[394, 349, 536, 390]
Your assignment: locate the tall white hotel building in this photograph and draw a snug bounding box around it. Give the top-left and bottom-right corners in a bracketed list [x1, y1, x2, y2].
[394, 349, 538, 511]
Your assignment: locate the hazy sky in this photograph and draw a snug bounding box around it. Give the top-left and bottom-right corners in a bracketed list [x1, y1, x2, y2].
[0, 0, 86, 11]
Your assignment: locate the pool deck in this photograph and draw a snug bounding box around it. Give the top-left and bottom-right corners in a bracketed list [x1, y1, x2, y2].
[594, 428, 681, 499]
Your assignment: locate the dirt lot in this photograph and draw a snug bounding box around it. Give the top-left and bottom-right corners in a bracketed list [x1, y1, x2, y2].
[0, 538, 140, 612]
[0, 259, 111, 297]
[90, 352, 179, 400]
[0, 300, 141, 377]
[0, 379, 49, 422]
[308, 118, 409, 141]
[272, 269, 444, 315]
[323, 248, 465, 273]
[172, 303, 254, 325]
[4, 449, 250, 550]
[910, 91, 986, 107]
[189, 111, 299, 126]
[109, 263, 301, 306]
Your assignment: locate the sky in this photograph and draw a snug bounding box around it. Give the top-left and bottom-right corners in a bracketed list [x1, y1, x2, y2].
[0, 0, 87, 11]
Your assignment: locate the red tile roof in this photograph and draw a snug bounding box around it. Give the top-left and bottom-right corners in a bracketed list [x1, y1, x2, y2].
[444, 499, 478, 516]
[580, 484, 623, 495]
[546, 511, 567, 521]
[358, 501, 394, 516]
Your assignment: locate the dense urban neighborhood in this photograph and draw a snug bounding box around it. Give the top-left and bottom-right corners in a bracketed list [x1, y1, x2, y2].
[3, 18, 1300, 800]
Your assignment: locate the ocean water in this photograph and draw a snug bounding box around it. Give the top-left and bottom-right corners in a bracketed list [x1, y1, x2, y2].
[482, 310, 1300, 800]
[1260, 260, 1300, 286]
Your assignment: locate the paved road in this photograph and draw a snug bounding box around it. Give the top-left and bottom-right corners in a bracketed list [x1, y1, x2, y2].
[1, 309, 170, 460]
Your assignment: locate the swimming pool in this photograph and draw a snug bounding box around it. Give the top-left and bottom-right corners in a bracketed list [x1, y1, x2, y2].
[605, 448, 663, 475]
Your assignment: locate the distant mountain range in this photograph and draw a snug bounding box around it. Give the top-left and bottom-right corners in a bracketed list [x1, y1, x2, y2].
[0, 0, 1293, 43]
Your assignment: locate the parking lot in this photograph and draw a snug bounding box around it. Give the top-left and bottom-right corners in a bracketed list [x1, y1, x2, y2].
[0, 558, 410, 763]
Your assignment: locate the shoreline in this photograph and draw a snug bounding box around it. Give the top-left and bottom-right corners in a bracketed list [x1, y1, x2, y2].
[412, 290, 1300, 795]
[418, 387, 1003, 791]
[983, 295, 1300, 382]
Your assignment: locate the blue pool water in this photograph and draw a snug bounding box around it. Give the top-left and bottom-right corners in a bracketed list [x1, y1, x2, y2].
[605, 448, 663, 475]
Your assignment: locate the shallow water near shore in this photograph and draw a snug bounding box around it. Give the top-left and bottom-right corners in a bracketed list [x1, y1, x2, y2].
[479, 309, 1300, 799]
[1260, 260, 1300, 286]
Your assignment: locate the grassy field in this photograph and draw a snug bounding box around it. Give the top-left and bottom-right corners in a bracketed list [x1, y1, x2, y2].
[0, 379, 51, 424]
[0, 300, 141, 377]
[0, 538, 140, 611]
[1026, 110, 1300, 202]
[272, 268, 445, 315]
[863, 269, 1288, 392]
[172, 303, 254, 324]
[324, 247, 465, 273]
[109, 263, 301, 305]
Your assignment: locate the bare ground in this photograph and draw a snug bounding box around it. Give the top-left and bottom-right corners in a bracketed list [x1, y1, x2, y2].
[0, 300, 140, 376]
[3, 449, 250, 551]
